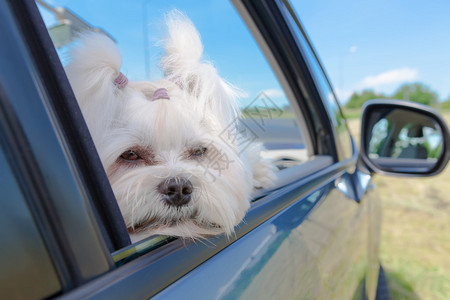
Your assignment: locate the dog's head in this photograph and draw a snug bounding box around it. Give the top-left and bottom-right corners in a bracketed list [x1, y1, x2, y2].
[65, 11, 253, 239]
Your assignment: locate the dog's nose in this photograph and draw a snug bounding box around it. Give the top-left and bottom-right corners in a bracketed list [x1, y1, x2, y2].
[157, 177, 193, 207]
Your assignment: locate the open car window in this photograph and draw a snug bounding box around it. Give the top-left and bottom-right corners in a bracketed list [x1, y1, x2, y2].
[36, 0, 332, 261]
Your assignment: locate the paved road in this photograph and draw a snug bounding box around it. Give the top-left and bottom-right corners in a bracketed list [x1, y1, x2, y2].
[239, 118, 304, 150]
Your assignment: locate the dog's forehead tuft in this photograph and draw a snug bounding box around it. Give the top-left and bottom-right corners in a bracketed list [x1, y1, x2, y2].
[121, 94, 206, 151]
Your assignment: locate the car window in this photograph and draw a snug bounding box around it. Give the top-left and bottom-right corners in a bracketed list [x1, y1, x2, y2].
[36, 0, 321, 259]
[279, 1, 354, 161]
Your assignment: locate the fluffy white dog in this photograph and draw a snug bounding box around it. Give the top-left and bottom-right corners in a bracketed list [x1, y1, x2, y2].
[65, 11, 276, 241]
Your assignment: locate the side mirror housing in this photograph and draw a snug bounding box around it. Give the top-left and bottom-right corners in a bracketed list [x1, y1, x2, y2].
[360, 99, 449, 176]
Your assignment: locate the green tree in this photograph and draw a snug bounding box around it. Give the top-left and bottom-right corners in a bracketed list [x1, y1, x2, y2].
[392, 83, 438, 106]
[345, 89, 386, 109]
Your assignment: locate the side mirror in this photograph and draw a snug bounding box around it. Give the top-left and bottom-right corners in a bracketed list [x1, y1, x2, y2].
[360, 99, 450, 176]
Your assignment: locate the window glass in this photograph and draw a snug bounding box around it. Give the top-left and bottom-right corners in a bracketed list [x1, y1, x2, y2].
[0, 144, 61, 298]
[37, 0, 313, 253]
[279, 1, 354, 160]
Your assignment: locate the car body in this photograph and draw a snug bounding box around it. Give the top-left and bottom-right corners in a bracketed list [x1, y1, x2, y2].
[0, 0, 448, 299]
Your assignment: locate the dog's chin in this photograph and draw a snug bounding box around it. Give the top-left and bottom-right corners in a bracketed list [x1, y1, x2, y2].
[127, 208, 205, 232]
[124, 195, 236, 241]
[128, 218, 226, 243]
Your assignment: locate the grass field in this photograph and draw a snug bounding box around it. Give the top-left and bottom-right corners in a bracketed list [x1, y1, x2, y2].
[346, 112, 450, 300]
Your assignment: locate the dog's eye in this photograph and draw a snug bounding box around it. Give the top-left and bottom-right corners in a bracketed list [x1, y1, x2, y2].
[120, 150, 141, 161]
[189, 147, 207, 158]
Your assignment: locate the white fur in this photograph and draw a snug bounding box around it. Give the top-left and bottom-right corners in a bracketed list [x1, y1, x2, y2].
[66, 11, 276, 241]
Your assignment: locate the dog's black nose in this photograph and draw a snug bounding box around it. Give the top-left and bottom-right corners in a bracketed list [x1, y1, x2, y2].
[158, 177, 193, 207]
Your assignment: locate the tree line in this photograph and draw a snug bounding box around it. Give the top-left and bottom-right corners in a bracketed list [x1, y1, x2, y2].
[345, 82, 450, 109]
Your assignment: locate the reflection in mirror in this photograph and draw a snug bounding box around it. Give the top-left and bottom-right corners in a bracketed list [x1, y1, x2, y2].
[366, 108, 444, 173]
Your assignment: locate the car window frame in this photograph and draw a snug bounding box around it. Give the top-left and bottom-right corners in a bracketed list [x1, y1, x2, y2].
[239, 0, 339, 161]
[276, 0, 355, 162]
[3, 0, 357, 296]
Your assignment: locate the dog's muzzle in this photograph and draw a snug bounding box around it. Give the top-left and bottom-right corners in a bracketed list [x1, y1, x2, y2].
[157, 177, 193, 207]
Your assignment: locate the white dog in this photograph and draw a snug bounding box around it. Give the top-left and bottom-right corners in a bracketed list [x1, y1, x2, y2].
[65, 11, 276, 241]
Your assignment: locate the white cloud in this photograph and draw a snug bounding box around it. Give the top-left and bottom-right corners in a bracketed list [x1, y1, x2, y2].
[261, 89, 285, 99]
[335, 67, 420, 103]
[358, 67, 418, 89]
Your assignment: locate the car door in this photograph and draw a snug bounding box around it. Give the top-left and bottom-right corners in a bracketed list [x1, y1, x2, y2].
[0, 0, 378, 299]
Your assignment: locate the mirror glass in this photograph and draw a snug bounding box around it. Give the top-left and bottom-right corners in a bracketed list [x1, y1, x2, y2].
[366, 108, 444, 173]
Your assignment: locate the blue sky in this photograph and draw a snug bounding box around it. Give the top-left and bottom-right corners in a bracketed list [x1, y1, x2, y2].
[292, 0, 450, 103]
[39, 0, 450, 105]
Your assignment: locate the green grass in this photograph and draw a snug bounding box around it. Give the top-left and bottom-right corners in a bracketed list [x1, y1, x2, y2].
[384, 270, 420, 300]
[240, 108, 295, 119]
[343, 108, 362, 119]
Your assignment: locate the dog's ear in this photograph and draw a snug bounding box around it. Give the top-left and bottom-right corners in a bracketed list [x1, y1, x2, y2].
[160, 10, 242, 128]
[65, 32, 126, 142]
